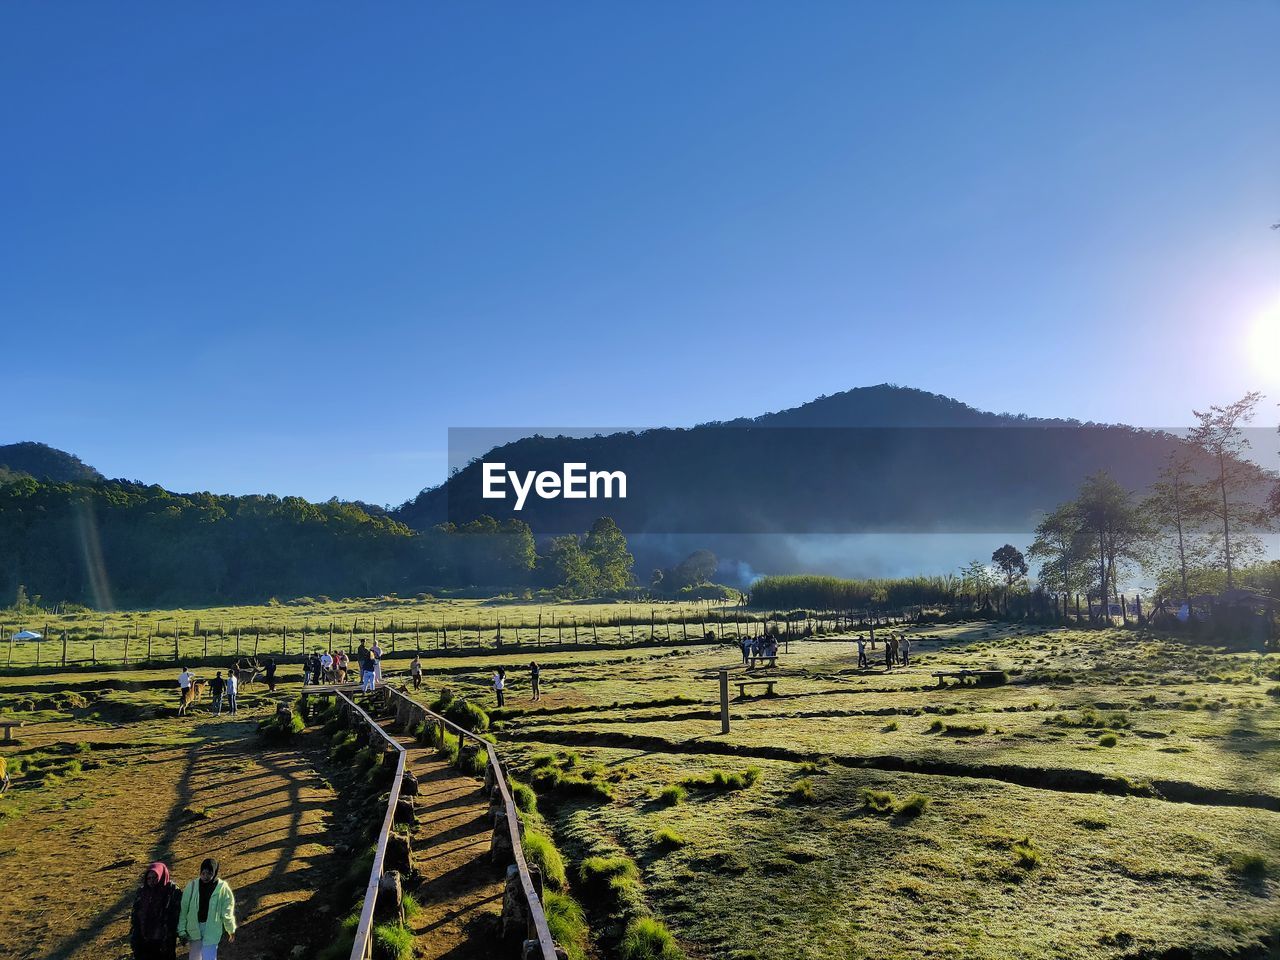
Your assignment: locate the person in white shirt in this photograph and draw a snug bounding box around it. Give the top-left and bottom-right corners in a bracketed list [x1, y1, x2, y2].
[226, 670, 238, 715]
[857, 637, 868, 669]
[178, 667, 193, 711]
[320, 652, 334, 682]
[371, 642, 384, 684]
[492, 669, 506, 708]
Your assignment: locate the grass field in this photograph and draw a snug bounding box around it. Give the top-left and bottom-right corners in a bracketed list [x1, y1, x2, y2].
[1, 619, 1276, 959]
[0, 597, 746, 669]
[400, 622, 1280, 959]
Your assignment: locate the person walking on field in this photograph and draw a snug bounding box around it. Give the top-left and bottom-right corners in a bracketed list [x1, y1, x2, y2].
[264, 658, 277, 693]
[884, 637, 894, 670]
[492, 668, 506, 708]
[0, 754, 10, 794]
[178, 667, 193, 712]
[210, 672, 226, 716]
[359, 645, 376, 693]
[130, 861, 181, 960]
[410, 655, 423, 690]
[529, 661, 541, 701]
[225, 670, 238, 715]
[900, 635, 911, 666]
[857, 636, 868, 669]
[179, 858, 236, 960]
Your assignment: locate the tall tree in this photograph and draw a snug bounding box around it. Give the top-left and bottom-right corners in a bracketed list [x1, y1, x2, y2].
[1189, 392, 1269, 590]
[1073, 472, 1150, 614]
[959, 559, 996, 608]
[991, 544, 1029, 589]
[545, 535, 597, 597]
[670, 550, 718, 589]
[1028, 504, 1091, 597]
[1142, 449, 1211, 600]
[582, 517, 634, 592]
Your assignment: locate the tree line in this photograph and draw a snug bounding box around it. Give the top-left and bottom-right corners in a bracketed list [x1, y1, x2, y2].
[0, 475, 648, 608]
[1027, 393, 1279, 604]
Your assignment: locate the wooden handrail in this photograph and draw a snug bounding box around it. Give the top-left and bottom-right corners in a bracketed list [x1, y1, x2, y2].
[384, 687, 559, 960]
[334, 690, 407, 960]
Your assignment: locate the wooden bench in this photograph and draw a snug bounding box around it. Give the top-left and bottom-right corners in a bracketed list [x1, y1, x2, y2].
[736, 680, 777, 699]
[932, 669, 1006, 687]
[1, 720, 23, 743]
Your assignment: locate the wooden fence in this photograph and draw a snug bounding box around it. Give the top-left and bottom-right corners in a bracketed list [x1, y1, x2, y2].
[384, 686, 559, 960]
[331, 690, 408, 960]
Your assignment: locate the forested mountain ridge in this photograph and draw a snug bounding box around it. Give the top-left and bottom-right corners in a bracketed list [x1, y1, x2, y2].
[394, 385, 1254, 535]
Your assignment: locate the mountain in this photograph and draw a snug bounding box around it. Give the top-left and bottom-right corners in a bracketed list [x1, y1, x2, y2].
[0, 442, 102, 484]
[392, 385, 1267, 538]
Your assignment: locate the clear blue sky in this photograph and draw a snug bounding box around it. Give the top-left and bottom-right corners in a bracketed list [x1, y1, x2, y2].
[2, 2, 1277, 507]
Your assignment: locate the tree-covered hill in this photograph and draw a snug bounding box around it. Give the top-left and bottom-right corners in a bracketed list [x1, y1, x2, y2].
[0, 441, 102, 484]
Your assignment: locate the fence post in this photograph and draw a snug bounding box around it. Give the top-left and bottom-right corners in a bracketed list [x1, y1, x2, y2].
[719, 670, 730, 734]
[62, 631, 67, 667]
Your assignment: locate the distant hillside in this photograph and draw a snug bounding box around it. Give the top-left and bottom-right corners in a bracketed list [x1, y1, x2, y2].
[712, 384, 1073, 428]
[394, 385, 1264, 536]
[0, 442, 102, 484]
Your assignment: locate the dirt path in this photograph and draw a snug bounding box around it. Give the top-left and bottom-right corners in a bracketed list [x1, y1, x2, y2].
[383, 725, 505, 960]
[0, 718, 344, 960]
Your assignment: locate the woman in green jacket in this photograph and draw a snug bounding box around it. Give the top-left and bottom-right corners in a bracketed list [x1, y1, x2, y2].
[179, 858, 237, 960]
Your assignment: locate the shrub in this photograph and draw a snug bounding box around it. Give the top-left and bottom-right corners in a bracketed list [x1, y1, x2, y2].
[444, 698, 489, 732]
[401, 894, 421, 921]
[681, 767, 761, 792]
[657, 784, 686, 806]
[1228, 852, 1270, 879]
[543, 891, 589, 960]
[1012, 837, 1041, 869]
[330, 732, 358, 762]
[620, 916, 685, 960]
[353, 746, 379, 772]
[529, 767, 614, 803]
[787, 779, 816, 803]
[861, 788, 895, 813]
[523, 830, 567, 888]
[579, 854, 639, 886]
[453, 744, 488, 778]
[428, 688, 456, 712]
[942, 722, 987, 736]
[529, 752, 556, 769]
[1098, 733, 1118, 747]
[653, 826, 687, 849]
[894, 793, 930, 817]
[510, 781, 538, 814]
[372, 922, 413, 960]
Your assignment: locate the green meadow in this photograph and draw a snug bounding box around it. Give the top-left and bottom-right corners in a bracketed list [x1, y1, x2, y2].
[407, 623, 1280, 959]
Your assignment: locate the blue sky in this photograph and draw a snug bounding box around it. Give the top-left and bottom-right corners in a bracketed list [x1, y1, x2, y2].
[2, 2, 1278, 507]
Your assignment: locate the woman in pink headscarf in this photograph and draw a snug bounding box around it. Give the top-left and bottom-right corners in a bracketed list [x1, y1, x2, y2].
[130, 861, 182, 960]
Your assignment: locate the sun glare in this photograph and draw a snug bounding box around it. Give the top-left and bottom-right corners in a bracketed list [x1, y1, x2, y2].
[1247, 302, 1280, 380]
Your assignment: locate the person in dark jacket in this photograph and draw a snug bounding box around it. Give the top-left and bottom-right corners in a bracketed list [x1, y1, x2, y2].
[264, 658, 277, 692]
[131, 861, 182, 960]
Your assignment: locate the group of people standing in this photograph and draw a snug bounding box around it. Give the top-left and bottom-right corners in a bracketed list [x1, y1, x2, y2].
[304, 650, 350, 685]
[130, 858, 237, 960]
[739, 635, 780, 665]
[856, 633, 911, 670]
